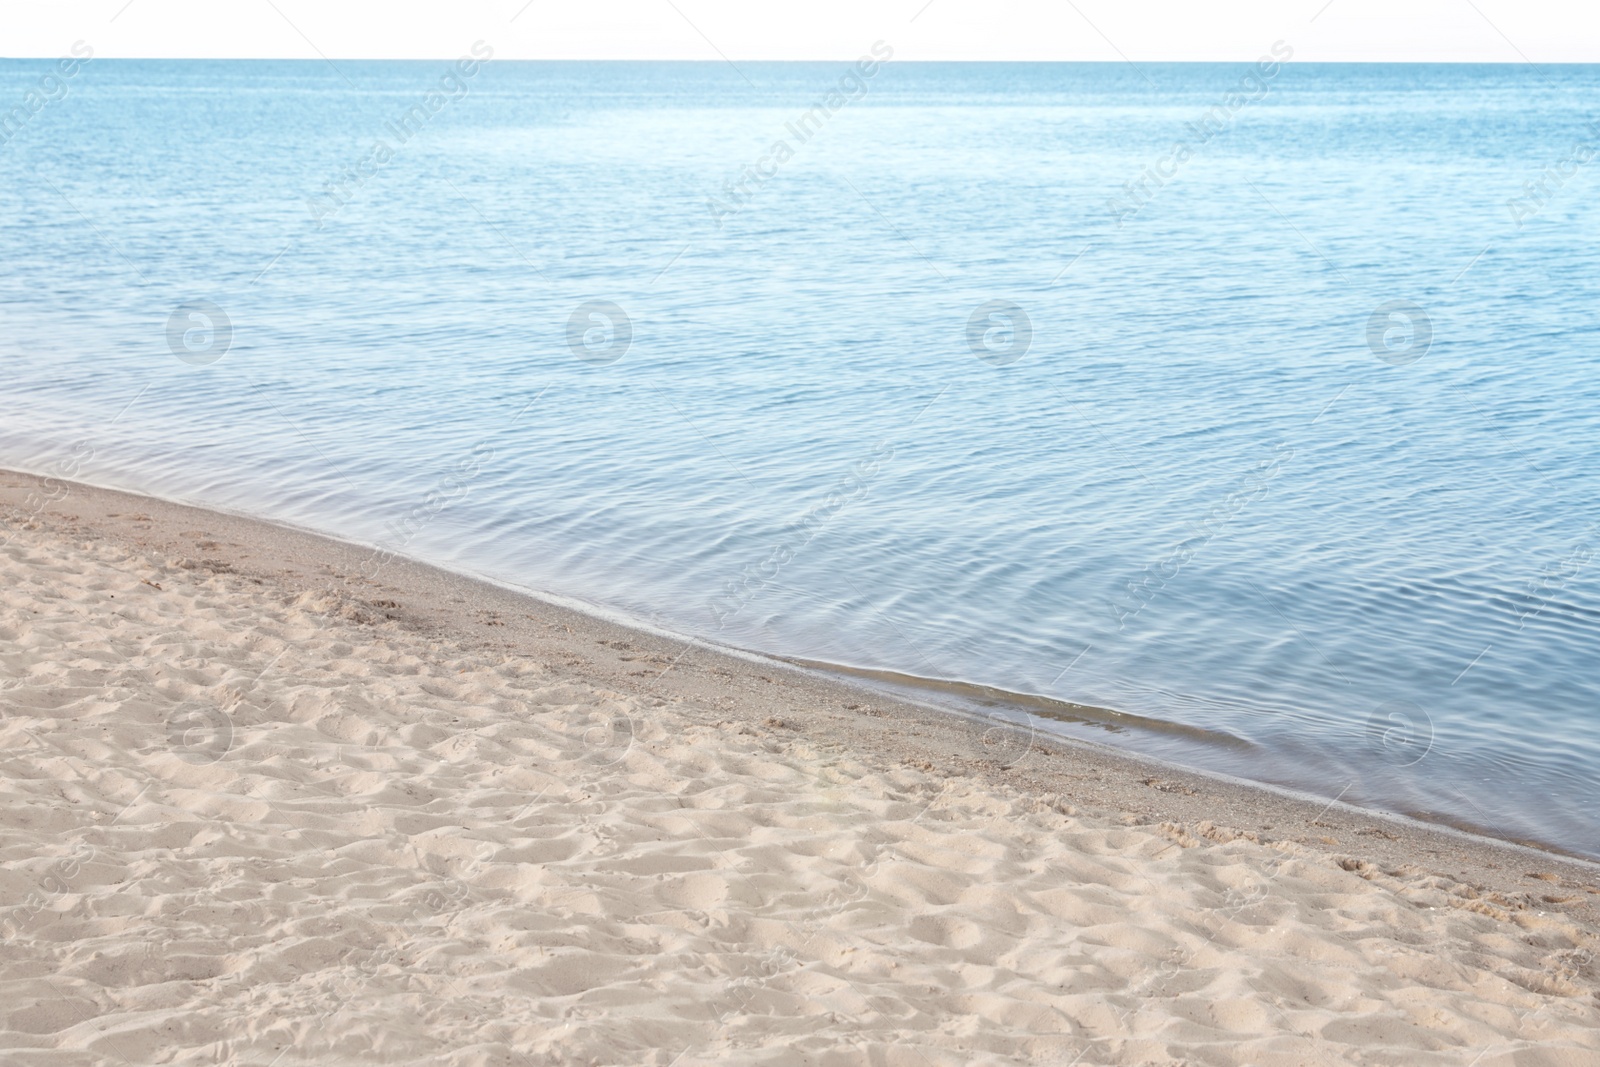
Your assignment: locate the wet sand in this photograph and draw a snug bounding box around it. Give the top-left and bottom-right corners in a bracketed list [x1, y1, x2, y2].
[2, 468, 1597, 1065]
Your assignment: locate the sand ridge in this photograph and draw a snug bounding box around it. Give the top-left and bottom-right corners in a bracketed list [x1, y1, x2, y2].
[1, 472, 1598, 1065]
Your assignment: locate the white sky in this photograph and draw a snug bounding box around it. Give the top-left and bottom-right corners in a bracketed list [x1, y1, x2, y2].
[2, 0, 1595, 62]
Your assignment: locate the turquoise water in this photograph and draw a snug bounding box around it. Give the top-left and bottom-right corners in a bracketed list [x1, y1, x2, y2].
[3, 59, 1599, 857]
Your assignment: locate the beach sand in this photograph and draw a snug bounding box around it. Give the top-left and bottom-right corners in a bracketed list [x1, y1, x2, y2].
[2, 469, 1598, 1066]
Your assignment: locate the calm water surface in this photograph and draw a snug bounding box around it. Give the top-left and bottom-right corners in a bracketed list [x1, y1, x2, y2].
[3, 59, 1598, 857]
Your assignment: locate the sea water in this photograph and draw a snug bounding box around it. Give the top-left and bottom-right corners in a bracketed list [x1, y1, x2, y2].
[2, 57, 1598, 857]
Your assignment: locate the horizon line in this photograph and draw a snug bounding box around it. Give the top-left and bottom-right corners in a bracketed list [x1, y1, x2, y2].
[4, 55, 1598, 64]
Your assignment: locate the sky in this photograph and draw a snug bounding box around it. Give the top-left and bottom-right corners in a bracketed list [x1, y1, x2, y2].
[2, 0, 1595, 63]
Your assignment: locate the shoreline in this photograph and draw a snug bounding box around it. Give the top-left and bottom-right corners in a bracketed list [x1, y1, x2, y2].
[5, 466, 1598, 899]
[784, 657, 1600, 865]
[4, 465, 1600, 1062]
[1, 457, 1588, 863]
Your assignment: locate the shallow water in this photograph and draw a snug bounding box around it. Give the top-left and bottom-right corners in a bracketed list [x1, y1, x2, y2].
[3, 58, 1598, 857]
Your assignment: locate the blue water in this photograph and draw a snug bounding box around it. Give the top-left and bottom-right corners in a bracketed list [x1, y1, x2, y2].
[3, 58, 1599, 858]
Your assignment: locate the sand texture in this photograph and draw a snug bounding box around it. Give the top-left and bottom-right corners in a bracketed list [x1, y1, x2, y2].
[1, 473, 1599, 1065]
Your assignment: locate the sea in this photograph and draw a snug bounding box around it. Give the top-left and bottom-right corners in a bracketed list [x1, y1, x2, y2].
[2, 57, 1598, 858]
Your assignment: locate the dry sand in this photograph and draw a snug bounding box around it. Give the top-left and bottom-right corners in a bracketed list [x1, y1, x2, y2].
[2, 469, 1598, 1066]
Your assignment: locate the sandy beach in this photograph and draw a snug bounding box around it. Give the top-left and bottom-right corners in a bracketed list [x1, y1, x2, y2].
[1, 468, 1598, 1066]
